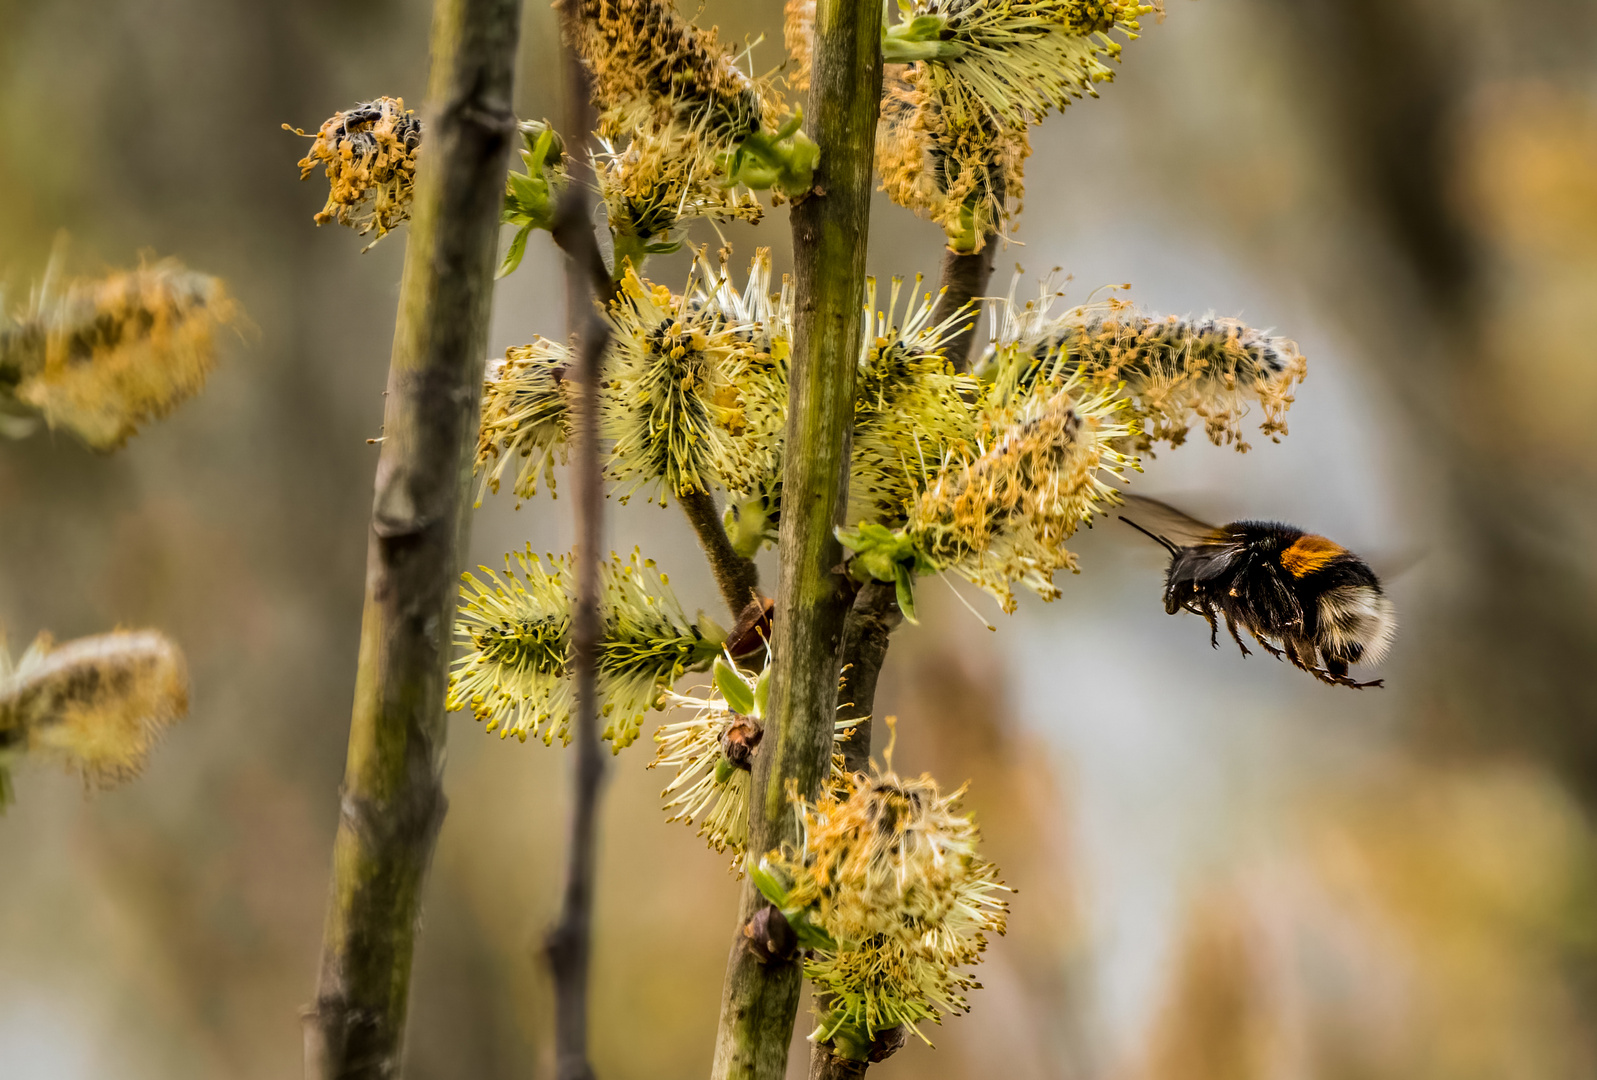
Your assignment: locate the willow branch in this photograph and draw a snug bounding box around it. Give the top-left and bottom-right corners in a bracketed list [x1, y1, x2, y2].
[708, 1, 883, 1077]
[680, 488, 762, 617]
[303, 2, 521, 1077]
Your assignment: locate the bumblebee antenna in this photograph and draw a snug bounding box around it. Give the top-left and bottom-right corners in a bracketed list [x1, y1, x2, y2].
[1119, 514, 1180, 556]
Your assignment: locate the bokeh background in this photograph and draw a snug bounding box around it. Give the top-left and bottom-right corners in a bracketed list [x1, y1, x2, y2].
[4, 0, 1597, 1077]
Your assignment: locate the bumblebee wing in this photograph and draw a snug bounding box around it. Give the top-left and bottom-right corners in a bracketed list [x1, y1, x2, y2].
[1117, 494, 1225, 553]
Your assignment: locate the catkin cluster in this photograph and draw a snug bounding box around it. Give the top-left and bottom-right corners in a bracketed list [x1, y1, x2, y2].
[788, 0, 1153, 250]
[757, 772, 1010, 1051]
[982, 291, 1308, 453]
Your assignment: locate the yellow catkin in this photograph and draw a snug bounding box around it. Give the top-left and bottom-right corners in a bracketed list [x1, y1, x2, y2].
[5, 260, 236, 450]
[0, 630, 189, 787]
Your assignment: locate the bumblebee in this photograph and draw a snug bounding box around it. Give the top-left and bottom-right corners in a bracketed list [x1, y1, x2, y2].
[1119, 495, 1396, 689]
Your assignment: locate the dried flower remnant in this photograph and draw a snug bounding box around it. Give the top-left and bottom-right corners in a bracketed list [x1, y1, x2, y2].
[449, 548, 723, 751]
[848, 275, 980, 530]
[753, 770, 1010, 1056]
[286, 97, 422, 247]
[0, 260, 237, 451]
[983, 290, 1308, 453]
[0, 630, 189, 805]
[652, 655, 853, 864]
[603, 265, 758, 503]
[475, 337, 573, 507]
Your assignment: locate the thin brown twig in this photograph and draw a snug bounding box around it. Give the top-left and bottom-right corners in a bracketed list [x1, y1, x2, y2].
[834, 580, 902, 775]
[544, 12, 611, 1080]
[928, 169, 1003, 374]
[680, 487, 762, 617]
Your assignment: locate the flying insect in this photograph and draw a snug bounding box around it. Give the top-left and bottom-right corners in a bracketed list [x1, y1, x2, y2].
[1119, 494, 1395, 689]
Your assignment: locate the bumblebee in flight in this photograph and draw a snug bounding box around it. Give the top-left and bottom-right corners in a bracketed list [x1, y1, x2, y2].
[1119, 495, 1396, 689]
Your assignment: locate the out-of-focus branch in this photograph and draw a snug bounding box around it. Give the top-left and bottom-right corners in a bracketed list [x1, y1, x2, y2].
[681, 487, 763, 617]
[303, 1, 522, 1077]
[545, 11, 610, 1080]
[709, 0, 884, 1077]
[1263, 0, 1597, 809]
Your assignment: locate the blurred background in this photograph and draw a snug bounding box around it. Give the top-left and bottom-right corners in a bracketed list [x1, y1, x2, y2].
[3, 0, 1597, 1076]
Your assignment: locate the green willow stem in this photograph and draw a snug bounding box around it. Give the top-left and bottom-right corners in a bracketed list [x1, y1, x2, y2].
[302, 1, 522, 1077]
[707, 0, 884, 1077]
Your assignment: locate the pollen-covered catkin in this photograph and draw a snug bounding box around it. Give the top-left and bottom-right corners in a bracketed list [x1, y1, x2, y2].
[596, 125, 765, 263]
[847, 276, 980, 529]
[603, 264, 762, 502]
[287, 97, 422, 246]
[757, 771, 1010, 1052]
[905, 381, 1131, 611]
[567, 0, 765, 143]
[0, 630, 189, 789]
[983, 294, 1308, 453]
[651, 657, 852, 866]
[0, 260, 237, 451]
[898, 0, 1153, 128]
[876, 63, 1030, 252]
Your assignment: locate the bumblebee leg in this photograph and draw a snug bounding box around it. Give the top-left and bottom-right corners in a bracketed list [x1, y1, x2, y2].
[1246, 626, 1286, 661]
[1222, 610, 1252, 658]
[1201, 604, 1220, 649]
[1285, 637, 1319, 674]
[1303, 649, 1384, 689]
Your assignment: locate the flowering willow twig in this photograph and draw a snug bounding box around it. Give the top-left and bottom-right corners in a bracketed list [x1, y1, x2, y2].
[303, 2, 522, 1076]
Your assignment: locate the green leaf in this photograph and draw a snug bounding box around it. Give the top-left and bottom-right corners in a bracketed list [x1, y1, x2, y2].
[894, 563, 919, 625]
[497, 224, 532, 280]
[750, 857, 792, 908]
[785, 907, 841, 952]
[714, 656, 756, 716]
[505, 170, 549, 217]
[753, 666, 771, 720]
[713, 756, 736, 785]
